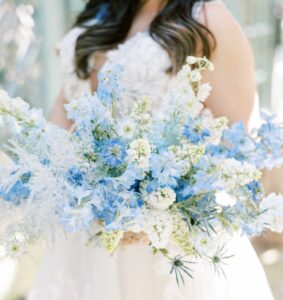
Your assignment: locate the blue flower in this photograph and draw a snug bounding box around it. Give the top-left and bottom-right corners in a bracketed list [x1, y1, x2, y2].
[67, 167, 85, 187]
[59, 189, 94, 233]
[97, 64, 124, 104]
[40, 159, 51, 166]
[206, 145, 228, 158]
[183, 117, 210, 144]
[175, 179, 194, 202]
[1, 172, 32, 205]
[91, 186, 125, 226]
[101, 138, 127, 168]
[245, 180, 263, 204]
[223, 122, 247, 145]
[91, 184, 141, 230]
[150, 150, 184, 186]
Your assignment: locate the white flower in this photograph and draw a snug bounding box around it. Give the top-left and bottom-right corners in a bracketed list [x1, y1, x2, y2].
[12, 97, 30, 114]
[142, 209, 173, 249]
[260, 193, 283, 233]
[127, 138, 151, 168]
[186, 56, 198, 64]
[197, 83, 212, 102]
[4, 234, 27, 259]
[215, 191, 236, 207]
[192, 230, 230, 257]
[221, 159, 261, 190]
[145, 188, 176, 210]
[192, 232, 217, 256]
[0, 90, 10, 109]
[189, 70, 202, 83]
[117, 118, 136, 139]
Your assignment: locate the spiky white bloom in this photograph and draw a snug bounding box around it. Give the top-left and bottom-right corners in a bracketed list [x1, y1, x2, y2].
[192, 231, 231, 257]
[142, 208, 173, 249]
[145, 188, 176, 210]
[127, 138, 151, 169]
[4, 236, 27, 259]
[260, 193, 283, 232]
[117, 118, 136, 139]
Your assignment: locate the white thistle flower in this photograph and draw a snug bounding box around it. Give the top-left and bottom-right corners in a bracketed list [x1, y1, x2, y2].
[4, 234, 27, 259]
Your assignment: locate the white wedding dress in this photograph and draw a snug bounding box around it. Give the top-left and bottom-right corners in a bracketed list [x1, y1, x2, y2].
[27, 1, 274, 299]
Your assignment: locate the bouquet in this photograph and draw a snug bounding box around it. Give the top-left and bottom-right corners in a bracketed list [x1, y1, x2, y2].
[1, 57, 283, 284]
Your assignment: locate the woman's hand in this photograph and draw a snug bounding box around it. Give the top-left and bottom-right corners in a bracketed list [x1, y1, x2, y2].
[120, 231, 149, 246]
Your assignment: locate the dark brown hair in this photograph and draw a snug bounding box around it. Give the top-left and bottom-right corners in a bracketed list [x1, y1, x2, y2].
[75, 0, 215, 79]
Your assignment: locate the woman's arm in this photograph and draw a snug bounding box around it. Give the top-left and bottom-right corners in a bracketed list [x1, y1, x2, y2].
[49, 89, 73, 129]
[198, 2, 257, 128]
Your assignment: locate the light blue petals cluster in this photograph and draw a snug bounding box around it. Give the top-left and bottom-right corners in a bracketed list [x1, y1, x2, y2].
[1, 57, 283, 274]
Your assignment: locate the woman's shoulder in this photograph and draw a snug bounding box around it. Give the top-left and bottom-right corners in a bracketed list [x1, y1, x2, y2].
[193, 0, 225, 20]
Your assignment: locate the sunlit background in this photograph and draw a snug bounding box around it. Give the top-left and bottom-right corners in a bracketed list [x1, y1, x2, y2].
[0, 0, 283, 299]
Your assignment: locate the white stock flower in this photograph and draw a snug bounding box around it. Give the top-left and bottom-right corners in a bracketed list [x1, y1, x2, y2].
[127, 138, 151, 168]
[189, 70, 202, 83]
[260, 193, 283, 233]
[143, 209, 173, 249]
[197, 83, 212, 102]
[221, 159, 261, 190]
[145, 188, 176, 210]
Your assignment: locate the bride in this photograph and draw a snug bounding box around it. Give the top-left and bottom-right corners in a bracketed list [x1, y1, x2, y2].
[28, 0, 274, 299]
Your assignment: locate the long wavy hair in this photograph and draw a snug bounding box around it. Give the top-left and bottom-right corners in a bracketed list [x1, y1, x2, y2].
[75, 0, 215, 79]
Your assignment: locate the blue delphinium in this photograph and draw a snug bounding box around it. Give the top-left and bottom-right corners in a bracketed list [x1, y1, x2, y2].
[59, 189, 94, 233]
[255, 113, 283, 168]
[1, 172, 32, 205]
[183, 117, 210, 144]
[150, 150, 184, 186]
[67, 167, 85, 187]
[222, 122, 255, 162]
[97, 64, 124, 105]
[91, 186, 125, 226]
[206, 144, 228, 159]
[101, 138, 127, 168]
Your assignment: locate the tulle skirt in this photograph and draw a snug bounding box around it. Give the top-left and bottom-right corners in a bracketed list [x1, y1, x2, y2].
[27, 233, 274, 300]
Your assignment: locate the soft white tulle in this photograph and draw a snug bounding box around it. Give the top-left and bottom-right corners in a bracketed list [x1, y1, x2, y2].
[28, 234, 273, 300]
[28, 1, 274, 299]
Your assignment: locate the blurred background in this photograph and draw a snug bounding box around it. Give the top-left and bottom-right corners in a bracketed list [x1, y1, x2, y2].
[0, 0, 283, 299]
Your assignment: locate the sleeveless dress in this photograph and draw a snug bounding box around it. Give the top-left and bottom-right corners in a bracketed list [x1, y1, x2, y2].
[27, 2, 274, 299]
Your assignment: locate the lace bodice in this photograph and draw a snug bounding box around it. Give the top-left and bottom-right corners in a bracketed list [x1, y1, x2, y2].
[58, 0, 223, 114]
